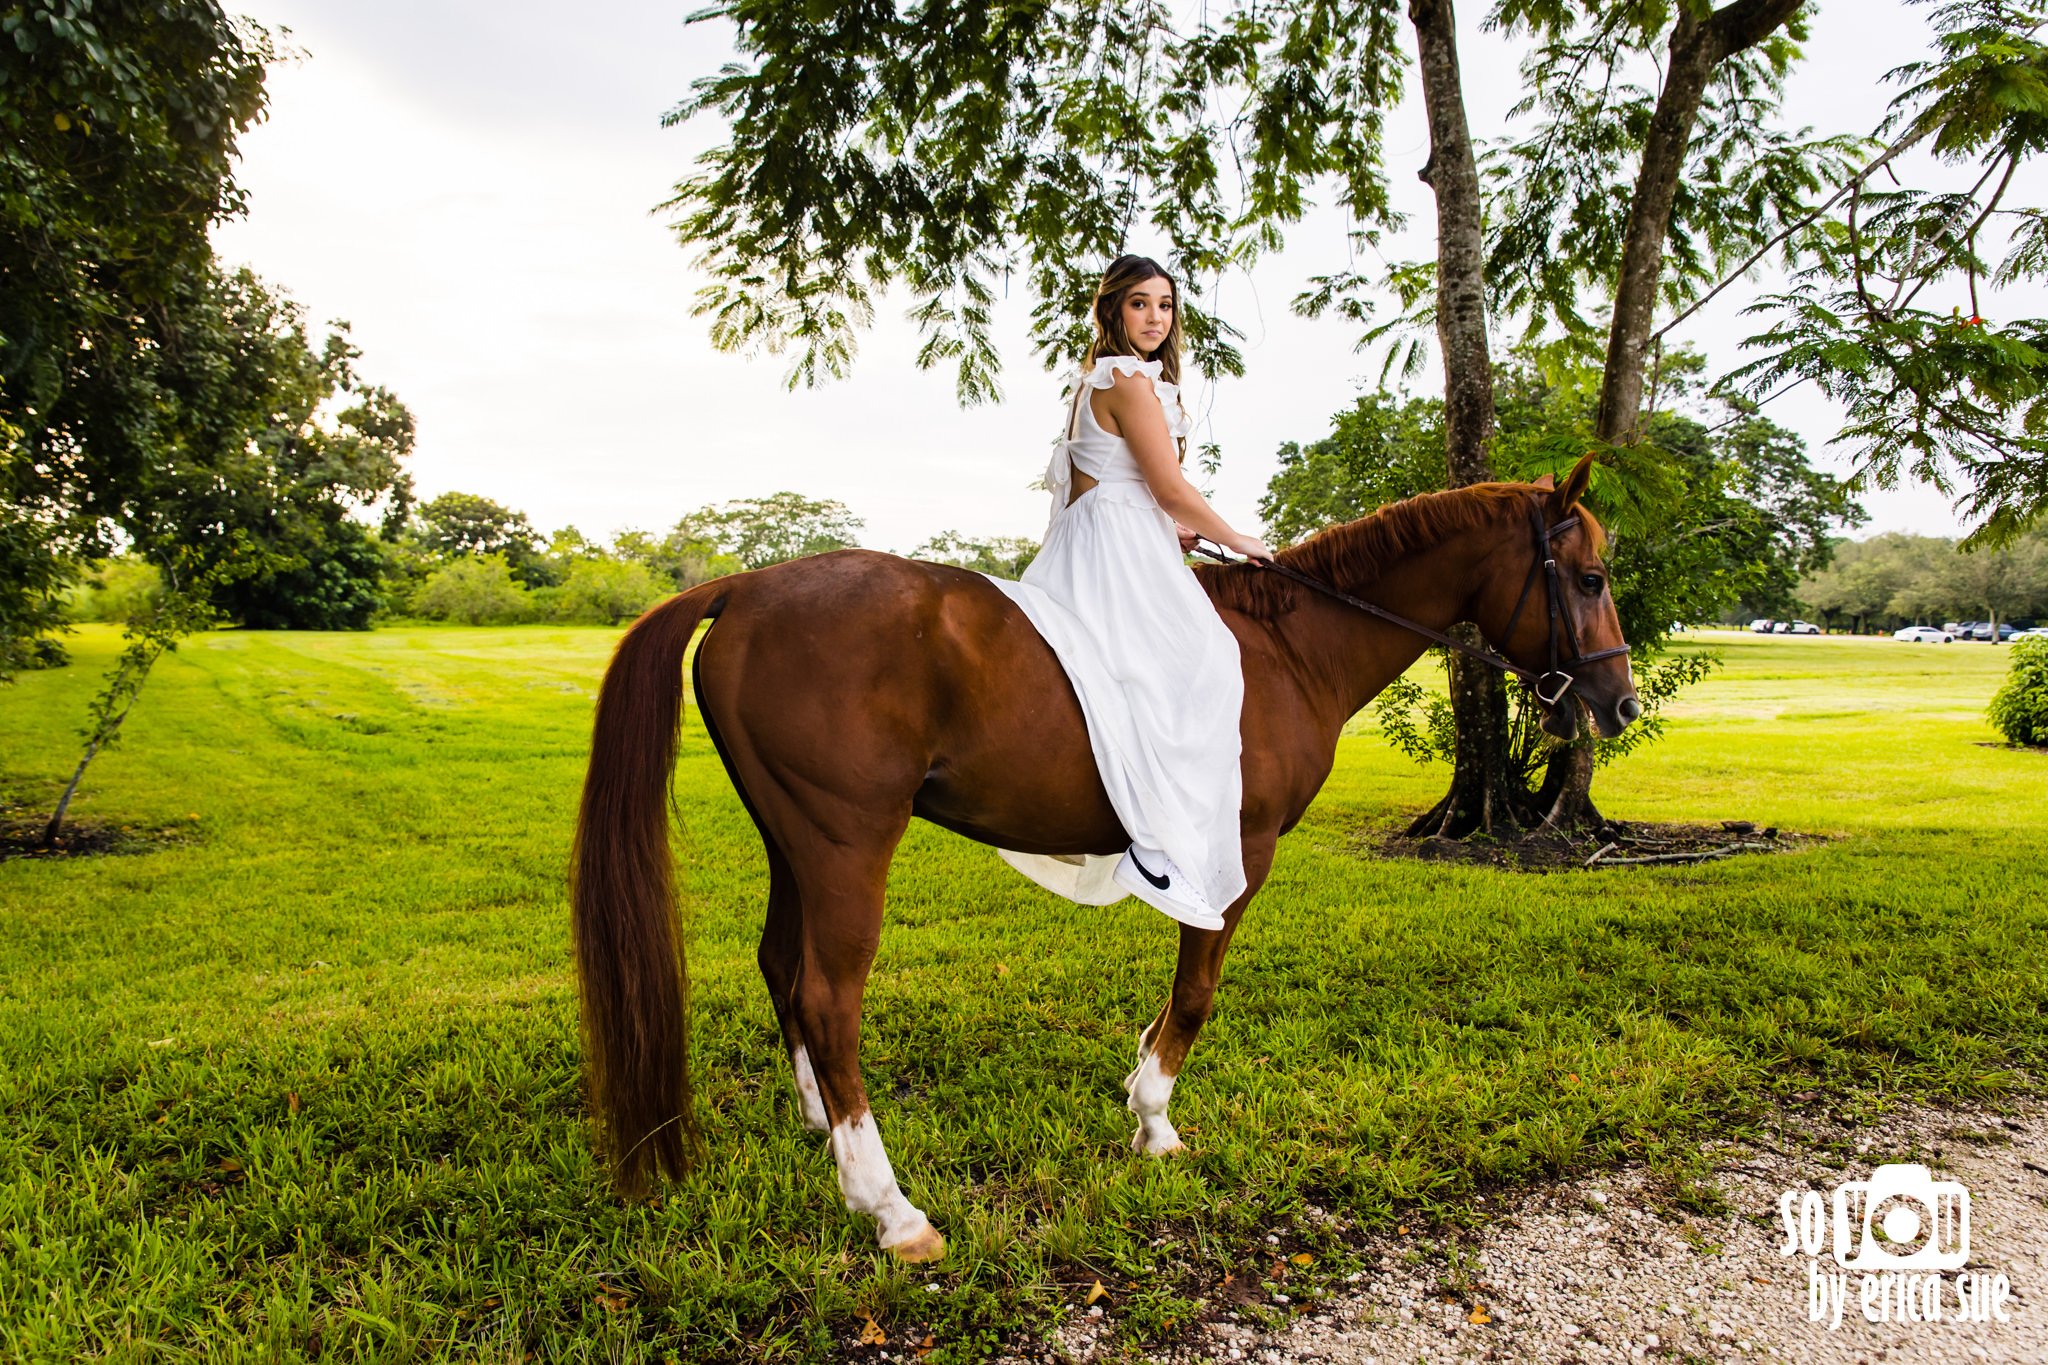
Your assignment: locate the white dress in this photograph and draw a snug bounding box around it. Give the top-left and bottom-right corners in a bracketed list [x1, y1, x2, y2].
[988, 356, 1249, 919]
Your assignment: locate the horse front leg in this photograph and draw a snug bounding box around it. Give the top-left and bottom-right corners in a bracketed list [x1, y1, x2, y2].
[1125, 837, 1274, 1155]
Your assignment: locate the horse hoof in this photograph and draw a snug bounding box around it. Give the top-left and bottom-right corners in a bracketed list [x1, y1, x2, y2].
[887, 1223, 947, 1263]
[1131, 1127, 1185, 1156]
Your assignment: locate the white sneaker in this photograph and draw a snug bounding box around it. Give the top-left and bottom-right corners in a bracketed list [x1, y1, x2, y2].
[1113, 846, 1226, 931]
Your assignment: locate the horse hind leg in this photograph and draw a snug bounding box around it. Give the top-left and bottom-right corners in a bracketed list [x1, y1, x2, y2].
[784, 834, 945, 1262]
[759, 846, 829, 1132]
[695, 644, 829, 1134]
[720, 745, 942, 1260]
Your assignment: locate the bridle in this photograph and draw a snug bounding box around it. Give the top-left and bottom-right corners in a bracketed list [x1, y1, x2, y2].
[1194, 496, 1632, 709]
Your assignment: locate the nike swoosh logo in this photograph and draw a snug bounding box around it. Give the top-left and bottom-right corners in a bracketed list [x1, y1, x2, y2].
[1129, 851, 1171, 890]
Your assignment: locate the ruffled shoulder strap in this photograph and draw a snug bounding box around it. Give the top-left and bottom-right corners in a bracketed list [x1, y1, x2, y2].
[1080, 355, 1164, 390]
[1076, 355, 1190, 440]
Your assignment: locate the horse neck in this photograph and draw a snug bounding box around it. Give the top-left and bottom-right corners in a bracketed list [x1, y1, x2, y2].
[1269, 494, 1518, 727]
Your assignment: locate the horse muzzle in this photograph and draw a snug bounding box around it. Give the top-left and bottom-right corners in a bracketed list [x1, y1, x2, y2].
[1536, 685, 1641, 741]
[1586, 691, 1641, 739]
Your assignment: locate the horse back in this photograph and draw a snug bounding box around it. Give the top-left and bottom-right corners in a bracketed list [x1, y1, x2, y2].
[688, 550, 1125, 852]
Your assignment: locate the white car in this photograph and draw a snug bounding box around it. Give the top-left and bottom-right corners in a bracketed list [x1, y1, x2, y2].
[1780, 620, 1821, 635]
[1893, 626, 1954, 643]
[2015, 628, 2048, 642]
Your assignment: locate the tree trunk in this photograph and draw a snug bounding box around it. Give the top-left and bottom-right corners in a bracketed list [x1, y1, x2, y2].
[1405, 0, 1531, 838]
[42, 741, 100, 848]
[1541, 0, 1805, 829]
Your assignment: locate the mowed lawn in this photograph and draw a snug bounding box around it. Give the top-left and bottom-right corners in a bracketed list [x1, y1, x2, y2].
[1, 623, 2042, 1361]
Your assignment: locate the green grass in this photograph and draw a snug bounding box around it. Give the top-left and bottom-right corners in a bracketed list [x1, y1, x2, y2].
[1, 625, 2042, 1361]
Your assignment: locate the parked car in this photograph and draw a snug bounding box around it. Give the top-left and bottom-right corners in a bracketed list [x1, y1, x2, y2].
[2015, 627, 2048, 641]
[1942, 621, 1964, 635]
[1954, 621, 1985, 638]
[1893, 626, 1954, 643]
[1781, 620, 1821, 635]
[1748, 618, 1775, 633]
[1966, 622, 2017, 642]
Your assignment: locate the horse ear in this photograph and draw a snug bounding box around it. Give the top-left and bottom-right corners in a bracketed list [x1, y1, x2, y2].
[1550, 453, 1595, 514]
[1531, 473, 1556, 492]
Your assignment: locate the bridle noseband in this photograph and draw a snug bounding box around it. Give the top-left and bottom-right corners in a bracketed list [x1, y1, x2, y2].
[1195, 496, 1632, 707]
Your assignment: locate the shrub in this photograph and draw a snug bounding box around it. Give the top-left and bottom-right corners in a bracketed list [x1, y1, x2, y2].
[1989, 637, 2048, 747]
[213, 517, 389, 631]
[66, 557, 163, 623]
[411, 554, 534, 625]
[550, 558, 669, 625]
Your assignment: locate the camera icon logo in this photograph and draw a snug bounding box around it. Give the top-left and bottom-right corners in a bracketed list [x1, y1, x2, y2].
[1833, 1163, 1969, 1270]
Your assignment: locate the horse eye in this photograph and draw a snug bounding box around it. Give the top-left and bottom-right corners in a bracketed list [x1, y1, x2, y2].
[1579, 573, 1605, 594]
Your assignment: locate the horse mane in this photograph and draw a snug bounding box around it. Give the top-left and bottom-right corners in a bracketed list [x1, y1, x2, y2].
[1198, 481, 1542, 618]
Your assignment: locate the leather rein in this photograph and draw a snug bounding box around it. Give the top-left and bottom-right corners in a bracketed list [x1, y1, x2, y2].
[1194, 498, 1631, 708]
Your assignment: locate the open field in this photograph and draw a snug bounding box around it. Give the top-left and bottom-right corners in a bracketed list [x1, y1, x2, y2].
[1, 624, 2043, 1361]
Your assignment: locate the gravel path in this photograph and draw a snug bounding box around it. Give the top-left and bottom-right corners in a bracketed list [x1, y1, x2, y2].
[1057, 1092, 2047, 1364]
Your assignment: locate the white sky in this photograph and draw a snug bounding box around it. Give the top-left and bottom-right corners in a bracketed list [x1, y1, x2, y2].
[210, 1, 2040, 553]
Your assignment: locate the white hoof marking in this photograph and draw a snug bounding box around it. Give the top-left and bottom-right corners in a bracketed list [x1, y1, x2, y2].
[829, 1111, 934, 1252]
[1124, 1051, 1182, 1155]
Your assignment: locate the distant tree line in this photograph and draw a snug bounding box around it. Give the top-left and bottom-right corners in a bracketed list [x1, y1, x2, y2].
[1793, 530, 2048, 635]
[62, 487, 1050, 630]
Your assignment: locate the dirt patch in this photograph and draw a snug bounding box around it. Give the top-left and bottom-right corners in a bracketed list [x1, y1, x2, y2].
[1370, 821, 1827, 873]
[1044, 1090, 2047, 1365]
[0, 800, 197, 862]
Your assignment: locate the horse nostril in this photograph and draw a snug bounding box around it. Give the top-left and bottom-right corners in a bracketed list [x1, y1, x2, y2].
[1616, 696, 1642, 726]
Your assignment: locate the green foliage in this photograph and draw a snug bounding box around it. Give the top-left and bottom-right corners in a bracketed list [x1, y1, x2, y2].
[1372, 650, 1719, 783]
[0, 0, 273, 662]
[1727, 0, 2048, 546]
[410, 555, 535, 626]
[1989, 637, 2048, 745]
[412, 493, 552, 586]
[130, 267, 415, 629]
[609, 525, 744, 590]
[674, 491, 863, 570]
[662, 0, 1409, 401]
[1480, 3, 1859, 346]
[0, 0, 272, 448]
[0, 10, 421, 640]
[548, 558, 670, 625]
[217, 518, 389, 632]
[1258, 394, 1447, 546]
[911, 532, 1039, 580]
[64, 556, 163, 625]
[0, 437, 74, 678]
[1299, 4, 1859, 383]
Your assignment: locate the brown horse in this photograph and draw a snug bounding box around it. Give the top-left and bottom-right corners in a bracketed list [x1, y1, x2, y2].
[571, 454, 1638, 1262]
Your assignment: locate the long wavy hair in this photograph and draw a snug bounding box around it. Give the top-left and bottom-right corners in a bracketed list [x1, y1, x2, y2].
[1082, 255, 1183, 386]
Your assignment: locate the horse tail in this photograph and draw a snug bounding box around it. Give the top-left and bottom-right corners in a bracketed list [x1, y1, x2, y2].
[571, 577, 729, 1195]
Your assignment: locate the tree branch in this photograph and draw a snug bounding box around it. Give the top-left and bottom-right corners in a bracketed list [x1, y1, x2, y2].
[1652, 120, 1935, 345]
[1703, 0, 1808, 56]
